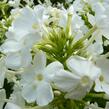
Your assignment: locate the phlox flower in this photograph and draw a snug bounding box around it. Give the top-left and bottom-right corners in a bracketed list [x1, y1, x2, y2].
[20, 51, 63, 106]
[53, 56, 100, 100]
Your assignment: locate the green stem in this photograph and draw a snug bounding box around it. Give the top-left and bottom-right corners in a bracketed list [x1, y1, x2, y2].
[85, 93, 109, 100]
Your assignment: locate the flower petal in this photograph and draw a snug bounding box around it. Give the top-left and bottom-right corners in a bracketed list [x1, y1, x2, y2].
[94, 78, 104, 92]
[5, 103, 21, 109]
[53, 69, 80, 92]
[65, 80, 93, 100]
[21, 32, 41, 49]
[95, 57, 109, 83]
[67, 56, 100, 80]
[22, 82, 37, 103]
[36, 82, 54, 106]
[44, 61, 64, 81]
[6, 52, 22, 70]
[5, 50, 32, 70]
[0, 40, 21, 53]
[33, 51, 46, 71]
[21, 65, 35, 86]
[102, 83, 109, 95]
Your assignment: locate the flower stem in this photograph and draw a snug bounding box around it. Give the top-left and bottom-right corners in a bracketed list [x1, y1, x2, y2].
[85, 93, 109, 100]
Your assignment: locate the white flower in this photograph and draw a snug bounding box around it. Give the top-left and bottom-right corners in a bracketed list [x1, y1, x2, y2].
[53, 56, 100, 100]
[0, 57, 6, 88]
[20, 51, 63, 106]
[11, 6, 48, 37]
[94, 57, 109, 95]
[0, 89, 6, 109]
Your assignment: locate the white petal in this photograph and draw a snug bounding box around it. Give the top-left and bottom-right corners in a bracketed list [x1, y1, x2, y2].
[0, 40, 21, 53]
[102, 83, 109, 95]
[6, 50, 32, 70]
[6, 29, 16, 40]
[88, 42, 103, 55]
[36, 82, 53, 106]
[22, 82, 37, 103]
[65, 81, 93, 100]
[5, 103, 21, 109]
[96, 57, 109, 83]
[67, 56, 89, 76]
[6, 52, 22, 70]
[21, 32, 41, 49]
[21, 49, 32, 68]
[102, 29, 109, 40]
[44, 61, 64, 81]
[21, 65, 35, 86]
[33, 51, 46, 71]
[93, 2, 106, 16]
[72, 14, 84, 29]
[53, 69, 80, 92]
[12, 6, 36, 36]
[67, 56, 100, 80]
[94, 78, 104, 92]
[34, 5, 45, 19]
[59, 13, 67, 28]
[87, 63, 101, 80]
[10, 91, 25, 108]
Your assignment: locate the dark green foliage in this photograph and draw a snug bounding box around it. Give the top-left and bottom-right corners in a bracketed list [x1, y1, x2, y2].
[3, 79, 14, 99]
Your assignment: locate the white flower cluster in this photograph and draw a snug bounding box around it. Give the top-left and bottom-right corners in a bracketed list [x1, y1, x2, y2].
[0, 0, 109, 109]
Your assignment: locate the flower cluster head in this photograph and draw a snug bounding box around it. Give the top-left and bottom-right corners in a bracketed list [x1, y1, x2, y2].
[0, 0, 109, 109]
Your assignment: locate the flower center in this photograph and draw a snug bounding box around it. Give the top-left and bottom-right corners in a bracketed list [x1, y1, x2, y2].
[99, 75, 104, 82]
[81, 76, 90, 86]
[32, 23, 38, 29]
[36, 74, 43, 81]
